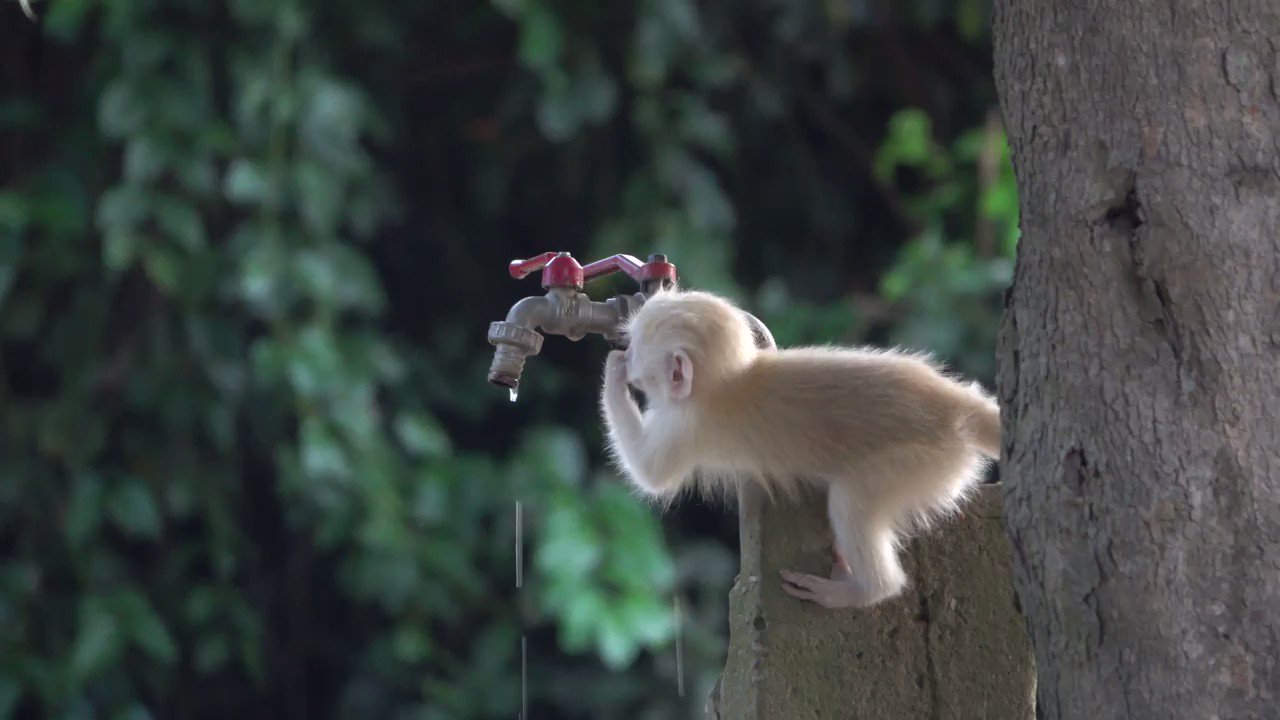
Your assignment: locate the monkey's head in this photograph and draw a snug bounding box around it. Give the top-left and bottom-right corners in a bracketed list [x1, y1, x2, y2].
[622, 290, 757, 403]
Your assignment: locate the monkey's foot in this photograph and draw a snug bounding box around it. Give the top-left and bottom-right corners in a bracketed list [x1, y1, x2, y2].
[780, 569, 863, 608]
[780, 569, 887, 609]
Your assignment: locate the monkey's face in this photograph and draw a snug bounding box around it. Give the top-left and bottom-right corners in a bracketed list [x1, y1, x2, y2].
[621, 292, 712, 402]
[622, 342, 658, 395]
[622, 334, 694, 404]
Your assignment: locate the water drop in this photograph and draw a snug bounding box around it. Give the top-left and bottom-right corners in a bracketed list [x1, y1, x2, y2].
[514, 500, 523, 589]
[674, 596, 685, 697]
[509, 387, 519, 403]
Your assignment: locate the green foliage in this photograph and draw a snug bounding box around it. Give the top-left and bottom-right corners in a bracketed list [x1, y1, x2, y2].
[582, 0, 741, 296]
[755, 277, 864, 348]
[0, 0, 1012, 718]
[875, 109, 1018, 382]
[537, 483, 675, 668]
[0, 2, 611, 717]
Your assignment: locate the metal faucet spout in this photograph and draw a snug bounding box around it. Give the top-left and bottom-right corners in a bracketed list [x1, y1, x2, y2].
[503, 295, 554, 329]
[487, 296, 551, 389]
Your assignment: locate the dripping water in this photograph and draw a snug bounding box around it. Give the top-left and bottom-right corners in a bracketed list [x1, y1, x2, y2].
[516, 496, 526, 715]
[674, 596, 685, 697]
[515, 501, 523, 589]
[521, 634, 528, 719]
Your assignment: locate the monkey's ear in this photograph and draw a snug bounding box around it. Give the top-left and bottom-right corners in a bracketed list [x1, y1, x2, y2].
[667, 349, 693, 400]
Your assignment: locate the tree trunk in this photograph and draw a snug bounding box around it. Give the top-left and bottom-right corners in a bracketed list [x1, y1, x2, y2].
[993, 1, 1280, 718]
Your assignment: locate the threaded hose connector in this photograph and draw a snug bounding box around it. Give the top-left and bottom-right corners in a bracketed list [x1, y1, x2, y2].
[487, 322, 544, 388]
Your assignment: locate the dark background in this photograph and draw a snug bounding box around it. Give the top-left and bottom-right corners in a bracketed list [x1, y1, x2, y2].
[0, 0, 1014, 718]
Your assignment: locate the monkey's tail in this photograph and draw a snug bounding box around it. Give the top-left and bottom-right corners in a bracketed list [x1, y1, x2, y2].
[961, 383, 1001, 459]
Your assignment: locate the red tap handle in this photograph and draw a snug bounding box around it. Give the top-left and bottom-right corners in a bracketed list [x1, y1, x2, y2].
[507, 251, 677, 290]
[583, 253, 678, 286]
[581, 254, 644, 281]
[507, 252, 585, 289]
[508, 252, 560, 280]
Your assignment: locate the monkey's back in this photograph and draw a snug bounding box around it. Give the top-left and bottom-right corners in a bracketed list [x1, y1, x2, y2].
[698, 346, 980, 478]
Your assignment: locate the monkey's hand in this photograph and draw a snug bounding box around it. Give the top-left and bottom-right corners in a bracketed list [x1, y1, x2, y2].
[602, 350, 686, 495]
[605, 349, 628, 383]
[603, 350, 632, 403]
[602, 350, 641, 434]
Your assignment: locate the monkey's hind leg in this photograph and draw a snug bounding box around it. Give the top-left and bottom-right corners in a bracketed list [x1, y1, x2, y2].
[780, 483, 907, 609]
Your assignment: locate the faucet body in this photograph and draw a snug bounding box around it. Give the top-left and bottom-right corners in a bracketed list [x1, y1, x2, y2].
[487, 252, 672, 390]
[487, 288, 646, 389]
[486, 250, 773, 391]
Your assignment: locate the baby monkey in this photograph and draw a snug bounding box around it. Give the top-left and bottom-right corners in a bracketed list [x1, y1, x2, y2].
[600, 289, 999, 609]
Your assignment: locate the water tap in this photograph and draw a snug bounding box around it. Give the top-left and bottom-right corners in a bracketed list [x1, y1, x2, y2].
[486, 252, 678, 393]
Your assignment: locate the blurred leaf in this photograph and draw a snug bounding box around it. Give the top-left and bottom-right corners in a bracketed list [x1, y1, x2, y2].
[71, 600, 125, 681]
[293, 160, 343, 234]
[98, 80, 144, 138]
[64, 473, 105, 548]
[575, 60, 619, 123]
[0, 234, 22, 309]
[0, 677, 17, 720]
[294, 244, 386, 313]
[489, 0, 526, 17]
[874, 108, 937, 184]
[616, 594, 674, 645]
[107, 479, 163, 540]
[536, 496, 602, 578]
[96, 184, 149, 232]
[153, 197, 206, 250]
[557, 587, 604, 651]
[112, 704, 155, 720]
[631, 11, 678, 88]
[195, 634, 231, 675]
[236, 230, 286, 313]
[517, 6, 563, 71]
[956, 0, 988, 42]
[675, 94, 732, 156]
[596, 611, 639, 669]
[518, 427, 586, 487]
[223, 159, 270, 204]
[394, 413, 451, 458]
[657, 0, 701, 39]
[287, 326, 344, 397]
[123, 139, 166, 182]
[299, 78, 366, 159]
[103, 229, 140, 271]
[184, 586, 219, 626]
[116, 591, 178, 665]
[300, 416, 352, 480]
[392, 624, 431, 663]
[142, 245, 182, 294]
[410, 476, 448, 524]
[534, 75, 582, 143]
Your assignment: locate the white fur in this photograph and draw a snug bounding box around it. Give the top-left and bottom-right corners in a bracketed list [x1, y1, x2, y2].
[600, 290, 1000, 609]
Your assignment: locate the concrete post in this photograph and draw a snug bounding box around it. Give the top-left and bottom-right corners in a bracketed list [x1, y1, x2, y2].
[706, 483, 1035, 719]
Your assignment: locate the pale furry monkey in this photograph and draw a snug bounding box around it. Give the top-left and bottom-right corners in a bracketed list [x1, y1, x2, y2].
[600, 289, 1000, 609]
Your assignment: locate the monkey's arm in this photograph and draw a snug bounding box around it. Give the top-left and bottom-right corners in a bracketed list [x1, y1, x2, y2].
[601, 351, 691, 495]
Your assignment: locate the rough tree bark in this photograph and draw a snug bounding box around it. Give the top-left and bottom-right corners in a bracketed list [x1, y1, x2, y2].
[993, 1, 1280, 718]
